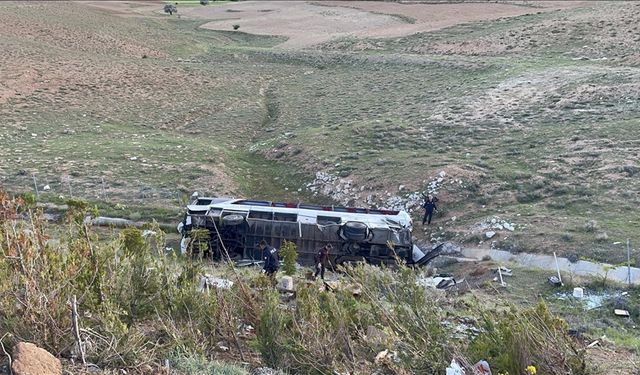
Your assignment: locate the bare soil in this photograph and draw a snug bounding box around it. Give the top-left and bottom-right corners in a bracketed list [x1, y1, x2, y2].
[184, 0, 589, 49]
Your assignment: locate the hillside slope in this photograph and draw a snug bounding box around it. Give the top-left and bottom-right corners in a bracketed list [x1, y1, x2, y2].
[0, 1, 638, 262]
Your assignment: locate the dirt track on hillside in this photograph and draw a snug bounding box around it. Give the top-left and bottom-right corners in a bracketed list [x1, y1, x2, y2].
[181, 0, 589, 49]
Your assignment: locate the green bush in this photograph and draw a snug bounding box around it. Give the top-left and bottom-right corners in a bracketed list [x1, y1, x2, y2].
[120, 227, 149, 257]
[280, 240, 298, 276]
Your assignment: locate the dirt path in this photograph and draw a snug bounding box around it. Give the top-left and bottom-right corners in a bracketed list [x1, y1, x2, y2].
[180, 0, 590, 49]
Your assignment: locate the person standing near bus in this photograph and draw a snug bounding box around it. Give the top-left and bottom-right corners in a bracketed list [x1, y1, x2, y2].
[422, 195, 438, 225]
[259, 240, 279, 284]
[313, 244, 332, 280]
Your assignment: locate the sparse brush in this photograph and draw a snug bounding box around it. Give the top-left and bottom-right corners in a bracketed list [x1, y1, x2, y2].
[0, 191, 255, 368]
[595, 231, 608, 242]
[254, 263, 451, 374]
[583, 220, 599, 232]
[467, 300, 587, 375]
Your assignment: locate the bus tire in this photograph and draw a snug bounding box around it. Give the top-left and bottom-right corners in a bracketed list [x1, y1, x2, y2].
[342, 221, 368, 241]
[222, 214, 244, 226]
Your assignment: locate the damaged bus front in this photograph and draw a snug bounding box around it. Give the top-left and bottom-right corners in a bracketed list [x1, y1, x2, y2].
[178, 197, 440, 267]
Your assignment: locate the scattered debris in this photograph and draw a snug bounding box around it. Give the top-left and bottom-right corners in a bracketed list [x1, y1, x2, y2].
[556, 290, 627, 310]
[548, 276, 562, 286]
[444, 317, 481, 340]
[417, 274, 461, 290]
[614, 309, 630, 317]
[586, 340, 600, 348]
[495, 266, 507, 287]
[215, 341, 230, 352]
[472, 360, 492, 375]
[199, 275, 233, 292]
[236, 260, 263, 267]
[445, 359, 464, 375]
[494, 266, 512, 277]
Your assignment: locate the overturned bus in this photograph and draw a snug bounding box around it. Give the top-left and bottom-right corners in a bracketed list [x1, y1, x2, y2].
[177, 197, 440, 267]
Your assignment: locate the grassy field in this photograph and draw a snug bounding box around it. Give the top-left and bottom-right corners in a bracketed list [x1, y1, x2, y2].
[0, 1, 639, 263]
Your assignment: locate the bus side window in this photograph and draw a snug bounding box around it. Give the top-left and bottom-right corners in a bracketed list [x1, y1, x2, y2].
[248, 211, 273, 220]
[317, 216, 341, 225]
[273, 213, 297, 222]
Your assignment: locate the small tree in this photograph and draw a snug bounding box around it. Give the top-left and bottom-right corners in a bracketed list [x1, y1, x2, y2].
[280, 241, 297, 276]
[232, 24, 240, 30]
[120, 227, 149, 257]
[200, 0, 210, 5]
[164, 4, 177, 15]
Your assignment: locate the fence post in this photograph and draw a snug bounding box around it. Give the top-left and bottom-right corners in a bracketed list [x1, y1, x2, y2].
[101, 177, 107, 199]
[32, 174, 39, 197]
[627, 239, 632, 286]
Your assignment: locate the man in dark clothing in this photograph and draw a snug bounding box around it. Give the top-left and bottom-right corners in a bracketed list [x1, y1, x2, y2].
[259, 240, 279, 283]
[312, 244, 332, 280]
[422, 195, 438, 225]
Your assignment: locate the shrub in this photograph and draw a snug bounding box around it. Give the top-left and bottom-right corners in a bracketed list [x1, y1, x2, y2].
[0, 191, 253, 367]
[583, 220, 599, 232]
[516, 191, 542, 204]
[595, 231, 608, 242]
[255, 263, 451, 374]
[128, 211, 142, 221]
[170, 347, 248, 375]
[120, 227, 149, 257]
[20, 192, 37, 209]
[467, 301, 586, 375]
[164, 4, 177, 15]
[280, 240, 297, 276]
[233, 24, 240, 30]
[561, 232, 574, 242]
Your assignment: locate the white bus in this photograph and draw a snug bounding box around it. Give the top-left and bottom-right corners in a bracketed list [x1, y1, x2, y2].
[178, 197, 438, 267]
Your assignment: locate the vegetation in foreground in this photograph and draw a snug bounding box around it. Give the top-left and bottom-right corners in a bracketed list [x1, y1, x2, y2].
[0, 192, 588, 374]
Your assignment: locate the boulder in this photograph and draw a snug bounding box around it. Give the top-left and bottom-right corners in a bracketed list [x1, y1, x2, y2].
[278, 276, 294, 292]
[485, 231, 496, 239]
[12, 342, 62, 375]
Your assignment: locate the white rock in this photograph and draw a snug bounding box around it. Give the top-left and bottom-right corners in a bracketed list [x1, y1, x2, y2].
[43, 185, 50, 191]
[504, 223, 515, 231]
[129, 156, 138, 161]
[490, 218, 497, 224]
[398, 184, 405, 191]
[451, 216, 457, 221]
[278, 276, 294, 291]
[485, 231, 496, 239]
[439, 171, 446, 177]
[437, 177, 444, 183]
